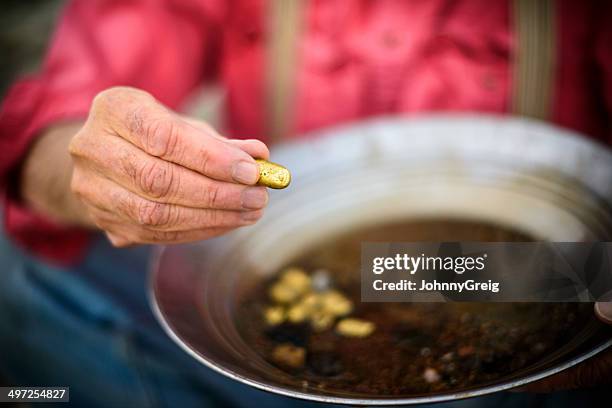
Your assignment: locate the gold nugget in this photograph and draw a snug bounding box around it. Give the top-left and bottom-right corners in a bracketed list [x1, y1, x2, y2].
[256, 159, 291, 189]
[320, 290, 353, 317]
[264, 306, 286, 326]
[280, 267, 311, 295]
[287, 304, 309, 323]
[272, 344, 306, 369]
[336, 318, 375, 338]
[310, 311, 335, 332]
[269, 282, 299, 304]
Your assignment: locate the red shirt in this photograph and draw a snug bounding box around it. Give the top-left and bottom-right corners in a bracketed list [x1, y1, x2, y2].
[1, 0, 611, 264]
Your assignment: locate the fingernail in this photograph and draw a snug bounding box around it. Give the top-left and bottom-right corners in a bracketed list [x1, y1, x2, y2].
[232, 161, 259, 185]
[241, 188, 268, 210]
[241, 210, 262, 222]
[595, 302, 612, 324]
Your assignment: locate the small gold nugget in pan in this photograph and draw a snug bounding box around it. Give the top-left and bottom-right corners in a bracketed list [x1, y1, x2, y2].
[255, 159, 291, 189]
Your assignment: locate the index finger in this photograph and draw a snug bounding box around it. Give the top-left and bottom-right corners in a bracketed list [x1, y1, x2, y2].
[95, 88, 261, 185]
[181, 116, 270, 160]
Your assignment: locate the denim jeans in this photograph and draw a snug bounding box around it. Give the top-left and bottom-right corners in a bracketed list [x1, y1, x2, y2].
[0, 220, 605, 407]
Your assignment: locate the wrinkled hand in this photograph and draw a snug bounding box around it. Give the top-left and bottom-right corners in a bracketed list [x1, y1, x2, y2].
[519, 302, 612, 392]
[69, 87, 269, 246]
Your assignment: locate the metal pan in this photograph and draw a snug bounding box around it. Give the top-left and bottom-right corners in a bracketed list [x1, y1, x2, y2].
[150, 116, 612, 405]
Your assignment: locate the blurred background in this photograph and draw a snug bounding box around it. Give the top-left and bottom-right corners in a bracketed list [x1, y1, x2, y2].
[0, 0, 63, 97]
[0, 0, 225, 143]
[0, 0, 62, 392]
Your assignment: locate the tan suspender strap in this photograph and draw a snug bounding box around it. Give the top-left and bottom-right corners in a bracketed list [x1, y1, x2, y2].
[511, 0, 556, 120]
[266, 0, 555, 133]
[265, 0, 306, 145]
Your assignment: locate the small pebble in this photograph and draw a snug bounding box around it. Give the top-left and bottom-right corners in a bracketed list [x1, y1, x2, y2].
[423, 367, 441, 383]
[458, 345, 474, 357]
[311, 269, 332, 292]
[441, 352, 454, 362]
